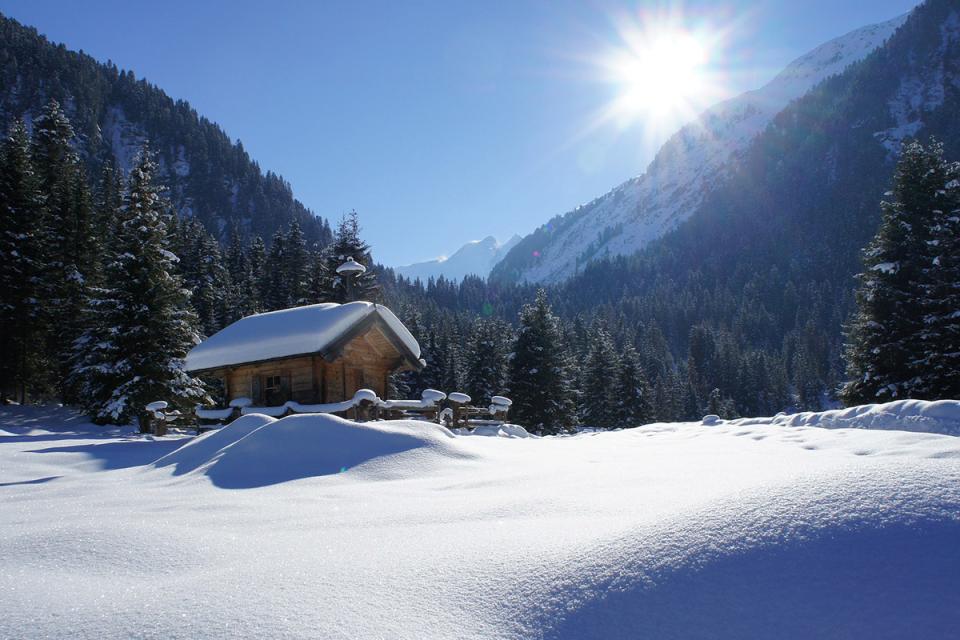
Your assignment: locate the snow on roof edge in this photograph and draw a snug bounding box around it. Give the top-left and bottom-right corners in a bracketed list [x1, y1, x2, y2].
[185, 302, 421, 373]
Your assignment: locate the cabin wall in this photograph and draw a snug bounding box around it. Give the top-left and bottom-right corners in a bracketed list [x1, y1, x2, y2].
[218, 329, 396, 407]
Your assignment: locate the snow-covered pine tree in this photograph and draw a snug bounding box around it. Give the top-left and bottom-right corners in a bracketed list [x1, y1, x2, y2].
[391, 306, 426, 397]
[261, 229, 289, 311]
[916, 160, 960, 399]
[0, 120, 47, 403]
[32, 100, 97, 397]
[438, 330, 466, 394]
[282, 220, 311, 306]
[72, 147, 207, 428]
[581, 325, 621, 429]
[465, 317, 511, 405]
[247, 235, 267, 310]
[614, 344, 653, 427]
[313, 211, 379, 303]
[93, 161, 124, 242]
[842, 140, 954, 405]
[508, 289, 576, 434]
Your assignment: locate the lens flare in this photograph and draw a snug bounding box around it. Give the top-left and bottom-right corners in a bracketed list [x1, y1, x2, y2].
[569, 4, 740, 151]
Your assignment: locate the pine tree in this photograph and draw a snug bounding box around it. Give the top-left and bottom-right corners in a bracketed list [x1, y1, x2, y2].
[438, 329, 466, 393]
[32, 100, 96, 396]
[261, 229, 288, 311]
[314, 211, 379, 303]
[247, 235, 267, 311]
[508, 289, 576, 434]
[465, 317, 511, 405]
[282, 220, 311, 306]
[71, 148, 207, 427]
[614, 344, 654, 427]
[0, 120, 46, 402]
[842, 140, 954, 404]
[581, 326, 621, 428]
[916, 161, 960, 398]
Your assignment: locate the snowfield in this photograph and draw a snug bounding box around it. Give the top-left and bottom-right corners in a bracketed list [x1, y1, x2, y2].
[1, 403, 959, 639]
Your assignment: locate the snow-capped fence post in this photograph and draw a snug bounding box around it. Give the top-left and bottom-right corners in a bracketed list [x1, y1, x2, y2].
[447, 392, 472, 427]
[352, 389, 379, 422]
[489, 396, 513, 423]
[145, 401, 169, 436]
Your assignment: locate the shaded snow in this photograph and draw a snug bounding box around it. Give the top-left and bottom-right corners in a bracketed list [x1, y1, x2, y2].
[0, 403, 958, 639]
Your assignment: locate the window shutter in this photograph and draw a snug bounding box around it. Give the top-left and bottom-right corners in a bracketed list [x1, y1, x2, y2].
[281, 375, 291, 402]
[252, 376, 261, 404]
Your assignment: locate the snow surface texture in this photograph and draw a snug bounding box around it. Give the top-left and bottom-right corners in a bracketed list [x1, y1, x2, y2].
[504, 14, 908, 284]
[728, 399, 960, 435]
[184, 301, 420, 372]
[1, 402, 958, 639]
[395, 235, 522, 283]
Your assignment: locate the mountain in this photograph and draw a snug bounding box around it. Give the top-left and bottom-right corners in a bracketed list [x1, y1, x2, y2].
[491, 13, 909, 284]
[395, 235, 521, 282]
[382, 0, 960, 415]
[0, 13, 332, 247]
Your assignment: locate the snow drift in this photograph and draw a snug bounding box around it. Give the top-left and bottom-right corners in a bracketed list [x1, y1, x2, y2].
[728, 399, 960, 435]
[1, 404, 958, 639]
[152, 413, 472, 487]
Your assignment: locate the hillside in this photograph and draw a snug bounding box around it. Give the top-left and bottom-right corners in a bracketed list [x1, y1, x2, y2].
[0, 13, 332, 246]
[491, 13, 908, 284]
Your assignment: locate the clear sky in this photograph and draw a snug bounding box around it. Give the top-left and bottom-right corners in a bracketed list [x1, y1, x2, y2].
[0, 0, 921, 266]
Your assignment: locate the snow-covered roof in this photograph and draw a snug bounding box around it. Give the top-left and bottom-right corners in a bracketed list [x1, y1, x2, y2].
[185, 302, 421, 373]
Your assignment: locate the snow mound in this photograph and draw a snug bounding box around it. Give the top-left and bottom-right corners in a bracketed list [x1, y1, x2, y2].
[730, 399, 960, 435]
[462, 423, 533, 438]
[154, 414, 473, 488]
[519, 462, 960, 639]
[152, 413, 277, 475]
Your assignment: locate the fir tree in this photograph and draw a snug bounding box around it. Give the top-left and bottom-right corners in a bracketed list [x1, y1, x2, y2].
[283, 220, 311, 306]
[261, 229, 288, 311]
[508, 289, 576, 434]
[438, 329, 466, 393]
[247, 235, 267, 311]
[71, 148, 207, 427]
[842, 140, 954, 404]
[314, 211, 379, 303]
[0, 120, 46, 402]
[614, 344, 654, 427]
[581, 326, 621, 428]
[32, 100, 96, 396]
[465, 317, 511, 405]
[916, 162, 960, 398]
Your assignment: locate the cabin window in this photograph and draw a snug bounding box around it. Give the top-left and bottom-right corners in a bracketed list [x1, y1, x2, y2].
[261, 374, 289, 406]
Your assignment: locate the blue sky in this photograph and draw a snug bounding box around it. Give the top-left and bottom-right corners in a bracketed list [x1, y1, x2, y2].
[0, 0, 921, 265]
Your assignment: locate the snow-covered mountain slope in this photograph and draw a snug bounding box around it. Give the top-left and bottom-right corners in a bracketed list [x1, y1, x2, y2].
[874, 8, 960, 154]
[1, 403, 959, 638]
[492, 13, 909, 284]
[395, 234, 521, 282]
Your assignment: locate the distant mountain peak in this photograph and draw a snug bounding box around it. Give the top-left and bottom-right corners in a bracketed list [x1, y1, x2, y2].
[395, 234, 522, 282]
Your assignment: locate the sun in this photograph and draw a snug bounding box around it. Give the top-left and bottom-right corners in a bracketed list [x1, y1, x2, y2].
[610, 30, 709, 119]
[589, 10, 730, 136]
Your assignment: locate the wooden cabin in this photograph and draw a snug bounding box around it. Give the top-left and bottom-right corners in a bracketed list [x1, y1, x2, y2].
[184, 302, 423, 407]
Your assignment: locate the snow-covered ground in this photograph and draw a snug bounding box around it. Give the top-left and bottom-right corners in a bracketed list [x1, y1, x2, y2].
[1, 402, 958, 639]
